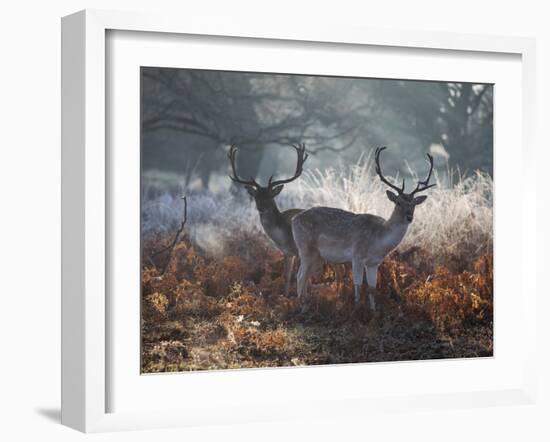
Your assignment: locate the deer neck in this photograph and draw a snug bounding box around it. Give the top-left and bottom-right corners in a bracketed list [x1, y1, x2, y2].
[258, 201, 283, 226]
[258, 201, 297, 255]
[382, 207, 410, 248]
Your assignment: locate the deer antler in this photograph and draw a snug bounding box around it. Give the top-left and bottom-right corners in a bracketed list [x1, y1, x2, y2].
[374, 146, 405, 194]
[410, 153, 436, 195]
[227, 145, 261, 188]
[268, 143, 309, 188]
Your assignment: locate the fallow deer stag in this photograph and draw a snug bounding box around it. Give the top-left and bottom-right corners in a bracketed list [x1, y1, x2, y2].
[228, 143, 308, 296]
[291, 146, 436, 310]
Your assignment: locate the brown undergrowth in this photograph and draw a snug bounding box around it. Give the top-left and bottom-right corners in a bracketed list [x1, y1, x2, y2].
[141, 232, 493, 373]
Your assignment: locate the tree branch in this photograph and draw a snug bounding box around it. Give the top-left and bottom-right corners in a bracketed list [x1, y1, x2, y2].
[151, 196, 188, 276]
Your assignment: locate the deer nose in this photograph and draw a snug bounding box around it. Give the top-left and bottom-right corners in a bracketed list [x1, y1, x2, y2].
[406, 214, 413, 222]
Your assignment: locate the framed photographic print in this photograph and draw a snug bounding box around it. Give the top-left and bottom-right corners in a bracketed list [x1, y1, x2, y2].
[140, 68, 494, 373]
[61, 9, 537, 432]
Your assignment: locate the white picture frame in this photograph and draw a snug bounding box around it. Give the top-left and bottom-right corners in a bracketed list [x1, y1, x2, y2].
[61, 9, 537, 433]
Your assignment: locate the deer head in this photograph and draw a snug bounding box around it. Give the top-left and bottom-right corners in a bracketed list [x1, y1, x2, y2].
[228, 143, 309, 213]
[374, 146, 436, 223]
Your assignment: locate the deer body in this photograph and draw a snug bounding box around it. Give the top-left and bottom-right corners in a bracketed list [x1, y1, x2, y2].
[292, 147, 435, 309]
[292, 207, 410, 307]
[308, 208, 409, 265]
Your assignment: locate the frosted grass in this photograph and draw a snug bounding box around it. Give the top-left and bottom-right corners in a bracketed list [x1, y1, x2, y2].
[142, 154, 493, 258]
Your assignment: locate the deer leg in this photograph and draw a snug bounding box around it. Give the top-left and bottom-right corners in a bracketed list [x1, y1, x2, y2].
[297, 251, 322, 299]
[296, 257, 311, 299]
[292, 219, 318, 300]
[284, 255, 296, 297]
[365, 265, 379, 311]
[333, 264, 342, 295]
[352, 259, 365, 305]
[283, 256, 289, 296]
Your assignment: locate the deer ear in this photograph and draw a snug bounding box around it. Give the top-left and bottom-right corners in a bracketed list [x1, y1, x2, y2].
[271, 185, 284, 196]
[414, 195, 428, 205]
[386, 190, 398, 203]
[245, 186, 257, 197]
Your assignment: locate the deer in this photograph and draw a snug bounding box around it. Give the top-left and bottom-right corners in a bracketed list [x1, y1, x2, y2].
[291, 146, 436, 310]
[228, 143, 309, 296]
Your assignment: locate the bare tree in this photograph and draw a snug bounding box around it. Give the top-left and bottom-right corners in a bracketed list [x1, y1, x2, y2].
[364, 80, 493, 174]
[141, 69, 367, 188]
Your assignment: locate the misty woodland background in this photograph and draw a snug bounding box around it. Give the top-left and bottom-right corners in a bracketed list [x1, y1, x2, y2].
[140, 69, 493, 372]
